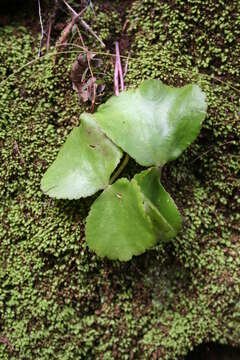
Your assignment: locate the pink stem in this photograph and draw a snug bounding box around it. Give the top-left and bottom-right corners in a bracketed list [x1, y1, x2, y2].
[110, 42, 129, 184]
[114, 50, 119, 96]
[114, 42, 125, 96]
[115, 41, 125, 91]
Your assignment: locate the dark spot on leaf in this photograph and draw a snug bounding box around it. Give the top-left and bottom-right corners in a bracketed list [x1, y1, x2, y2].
[89, 144, 96, 149]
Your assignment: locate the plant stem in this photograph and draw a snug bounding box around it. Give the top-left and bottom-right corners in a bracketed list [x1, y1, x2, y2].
[114, 49, 119, 96]
[110, 154, 129, 185]
[115, 41, 124, 91]
[110, 41, 129, 184]
[123, 52, 130, 78]
[158, 166, 162, 179]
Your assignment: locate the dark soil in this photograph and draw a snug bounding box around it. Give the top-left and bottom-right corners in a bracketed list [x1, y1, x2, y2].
[186, 343, 240, 360]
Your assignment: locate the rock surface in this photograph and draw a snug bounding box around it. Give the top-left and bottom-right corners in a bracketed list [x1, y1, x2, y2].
[0, 1, 239, 359]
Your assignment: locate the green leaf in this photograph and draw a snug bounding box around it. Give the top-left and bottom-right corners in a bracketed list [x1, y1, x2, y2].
[134, 168, 182, 240]
[86, 178, 157, 261]
[41, 113, 122, 199]
[94, 79, 207, 166]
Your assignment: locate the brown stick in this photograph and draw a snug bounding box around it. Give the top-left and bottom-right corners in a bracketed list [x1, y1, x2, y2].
[75, 25, 96, 111]
[123, 52, 130, 78]
[76, 25, 86, 50]
[53, 6, 86, 65]
[56, 6, 87, 48]
[46, 21, 52, 51]
[57, 18, 75, 48]
[46, 0, 59, 51]
[62, 0, 105, 48]
[38, 0, 45, 57]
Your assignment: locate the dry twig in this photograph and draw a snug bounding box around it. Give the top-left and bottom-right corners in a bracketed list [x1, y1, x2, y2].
[62, 0, 105, 48]
[46, 0, 59, 50]
[53, 6, 86, 65]
[38, 0, 45, 57]
[123, 52, 130, 78]
[72, 24, 97, 110]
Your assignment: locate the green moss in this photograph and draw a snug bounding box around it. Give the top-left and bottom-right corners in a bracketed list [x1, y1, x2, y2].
[0, 1, 240, 359]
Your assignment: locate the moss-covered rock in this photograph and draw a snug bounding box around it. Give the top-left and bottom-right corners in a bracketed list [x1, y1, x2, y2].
[0, 1, 239, 359]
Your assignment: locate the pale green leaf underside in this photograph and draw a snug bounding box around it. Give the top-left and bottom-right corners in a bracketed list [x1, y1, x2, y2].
[41, 113, 122, 199]
[134, 168, 182, 241]
[94, 79, 207, 166]
[86, 178, 157, 261]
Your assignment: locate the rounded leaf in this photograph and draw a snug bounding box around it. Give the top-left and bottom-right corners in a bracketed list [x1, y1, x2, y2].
[134, 168, 182, 240]
[95, 79, 207, 166]
[86, 178, 157, 261]
[41, 113, 122, 199]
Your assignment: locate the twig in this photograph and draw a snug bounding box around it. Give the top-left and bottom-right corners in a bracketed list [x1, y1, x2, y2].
[76, 25, 96, 111]
[1, 52, 83, 86]
[53, 18, 75, 65]
[57, 18, 75, 47]
[46, 21, 52, 51]
[62, 0, 105, 48]
[80, 19, 105, 48]
[87, 52, 96, 111]
[123, 52, 130, 78]
[53, 6, 87, 65]
[191, 140, 236, 164]
[0, 48, 130, 87]
[53, 41, 130, 59]
[62, 0, 78, 16]
[76, 25, 87, 50]
[76, 25, 94, 79]
[46, 0, 59, 51]
[122, 19, 129, 33]
[38, 0, 45, 57]
[88, 0, 95, 14]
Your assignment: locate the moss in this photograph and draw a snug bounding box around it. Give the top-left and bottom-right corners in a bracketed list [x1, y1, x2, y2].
[0, 1, 240, 359]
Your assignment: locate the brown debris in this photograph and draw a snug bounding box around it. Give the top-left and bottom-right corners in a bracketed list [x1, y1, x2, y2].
[70, 52, 105, 111]
[13, 140, 24, 165]
[0, 335, 13, 352]
[70, 53, 96, 103]
[53, 6, 86, 65]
